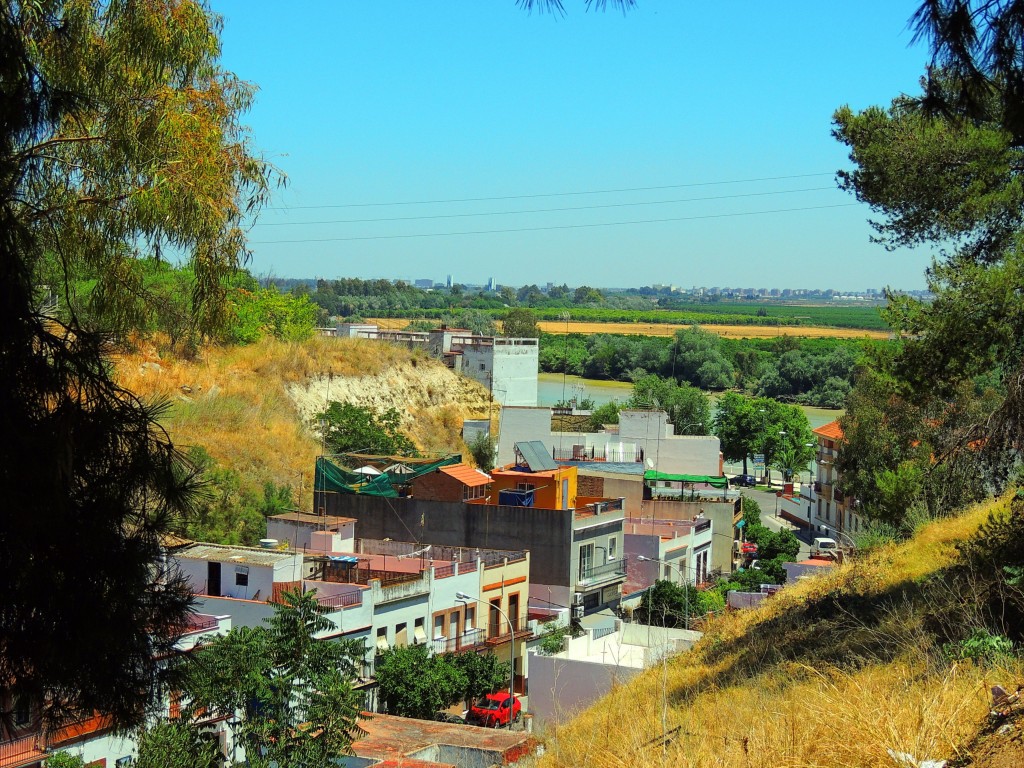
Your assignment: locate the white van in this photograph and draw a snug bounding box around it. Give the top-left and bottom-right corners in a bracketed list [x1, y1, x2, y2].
[812, 537, 838, 558]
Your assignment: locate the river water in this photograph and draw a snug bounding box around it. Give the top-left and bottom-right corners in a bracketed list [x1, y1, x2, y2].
[536, 372, 842, 431]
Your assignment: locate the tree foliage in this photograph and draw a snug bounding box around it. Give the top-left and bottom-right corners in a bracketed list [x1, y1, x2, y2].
[834, 62, 1022, 525]
[0, 0, 272, 729]
[135, 720, 220, 768]
[502, 307, 540, 338]
[181, 589, 365, 767]
[375, 644, 467, 720]
[628, 375, 711, 434]
[319, 401, 416, 456]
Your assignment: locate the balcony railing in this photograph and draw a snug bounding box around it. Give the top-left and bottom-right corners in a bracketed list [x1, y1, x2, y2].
[552, 446, 645, 463]
[316, 591, 363, 610]
[485, 612, 534, 644]
[431, 627, 486, 654]
[577, 558, 627, 587]
[0, 734, 45, 766]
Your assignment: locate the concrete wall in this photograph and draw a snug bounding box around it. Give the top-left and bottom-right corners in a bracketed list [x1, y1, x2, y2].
[267, 518, 356, 551]
[316, 492, 574, 590]
[527, 651, 641, 729]
[176, 557, 278, 601]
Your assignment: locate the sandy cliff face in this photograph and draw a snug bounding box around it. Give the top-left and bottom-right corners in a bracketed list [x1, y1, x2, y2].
[288, 362, 491, 426]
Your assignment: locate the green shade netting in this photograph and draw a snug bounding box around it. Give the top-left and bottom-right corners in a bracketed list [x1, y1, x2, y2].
[643, 471, 729, 489]
[315, 454, 462, 496]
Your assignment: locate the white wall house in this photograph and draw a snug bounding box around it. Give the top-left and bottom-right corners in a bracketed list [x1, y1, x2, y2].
[497, 407, 722, 475]
[174, 543, 312, 601]
[458, 337, 539, 406]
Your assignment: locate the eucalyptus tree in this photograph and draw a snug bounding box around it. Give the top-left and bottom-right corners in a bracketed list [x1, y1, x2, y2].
[0, 0, 273, 730]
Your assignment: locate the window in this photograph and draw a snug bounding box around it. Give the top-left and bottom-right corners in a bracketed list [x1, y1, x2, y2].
[466, 606, 475, 631]
[13, 695, 29, 726]
[234, 565, 249, 587]
[825, 503, 831, 522]
[395, 622, 408, 647]
[434, 613, 445, 639]
[579, 543, 594, 580]
[375, 627, 389, 652]
[608, 537, 617, 559]
[516, 482, 535, 492]
[413, 618, 427, 644]
[664, 564, 672, 580]
[479, 362, 486, 371]
[463, 484, 486, 501]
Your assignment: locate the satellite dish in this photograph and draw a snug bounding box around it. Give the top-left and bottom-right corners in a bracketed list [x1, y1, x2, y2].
[645, 458, 654, 469]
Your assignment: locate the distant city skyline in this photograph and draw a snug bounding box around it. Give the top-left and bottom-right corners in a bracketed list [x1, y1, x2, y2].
[216, 1, 938, 290]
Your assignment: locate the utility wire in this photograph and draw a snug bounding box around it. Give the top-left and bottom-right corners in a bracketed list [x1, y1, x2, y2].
[266, 172, 835, 210]
[250, 202, 857, 245]
[253, 186, 835, 227]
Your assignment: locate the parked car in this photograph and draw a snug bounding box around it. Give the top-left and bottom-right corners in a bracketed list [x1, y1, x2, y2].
[467, 691, 522, 728]
[731, 473, 757, 487]
[812, 537, 839, 558]
[740, 541, 758, 555]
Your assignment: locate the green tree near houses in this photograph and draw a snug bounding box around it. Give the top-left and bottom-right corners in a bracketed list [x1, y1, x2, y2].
[174, 589, 365, 768]
[318, 401, 416, 457]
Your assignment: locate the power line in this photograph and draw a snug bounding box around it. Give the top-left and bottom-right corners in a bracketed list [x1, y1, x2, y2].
[253, 186, 835, 227]
[250, 202, 858, 244]
[266, 172, 835, 210]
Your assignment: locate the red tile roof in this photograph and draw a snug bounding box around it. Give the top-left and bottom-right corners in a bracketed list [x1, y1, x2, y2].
[439, 464, 491, 488]
[813, 420, 844, 441]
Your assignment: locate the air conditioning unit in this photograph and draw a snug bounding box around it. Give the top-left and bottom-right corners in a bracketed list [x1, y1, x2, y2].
[572, 604, 584, 620]
[572, 592, 584, 606]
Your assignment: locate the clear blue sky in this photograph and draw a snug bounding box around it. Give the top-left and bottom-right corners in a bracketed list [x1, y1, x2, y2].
[216, 1, 934, 290]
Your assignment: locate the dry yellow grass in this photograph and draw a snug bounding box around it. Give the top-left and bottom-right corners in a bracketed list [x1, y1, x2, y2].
[112, 336, 482, 508]
[540, 498, 1022, 768]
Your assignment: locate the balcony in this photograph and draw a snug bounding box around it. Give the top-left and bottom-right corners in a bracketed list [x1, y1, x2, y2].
[577, 558, 627, 588]
[431, 628, 486, 654]
[485, 613, 534, 645]
[0, 734, 45, 768]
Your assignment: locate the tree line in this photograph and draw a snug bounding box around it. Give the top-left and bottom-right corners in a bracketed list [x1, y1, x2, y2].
[540, 325, 868, 408]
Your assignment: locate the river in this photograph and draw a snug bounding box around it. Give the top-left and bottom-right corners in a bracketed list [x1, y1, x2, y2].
[536, 372, 842, 431]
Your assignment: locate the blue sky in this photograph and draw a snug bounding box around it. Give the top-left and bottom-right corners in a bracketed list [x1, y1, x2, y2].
[216, 1, 934, 290]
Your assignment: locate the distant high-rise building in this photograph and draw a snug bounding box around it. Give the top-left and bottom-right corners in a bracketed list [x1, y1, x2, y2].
[487, 277, 495, 291]
[446, 274, 453, 288]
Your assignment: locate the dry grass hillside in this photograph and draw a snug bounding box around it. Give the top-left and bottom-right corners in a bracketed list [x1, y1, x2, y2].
[540, 497, 1024, 768]
[112, 336, 492, 508]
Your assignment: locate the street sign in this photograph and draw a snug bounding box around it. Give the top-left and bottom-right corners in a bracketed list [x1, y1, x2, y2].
[753, 453, 765, 472]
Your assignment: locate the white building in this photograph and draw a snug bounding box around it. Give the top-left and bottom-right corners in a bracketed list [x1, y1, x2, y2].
[174, 542, 314, 601]
[456, 337, 538, 406]
[497, 407, 722, 475]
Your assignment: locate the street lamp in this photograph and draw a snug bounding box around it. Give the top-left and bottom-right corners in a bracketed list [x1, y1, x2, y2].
[636, 556, 689, 630]
[456, 591, 515, 717]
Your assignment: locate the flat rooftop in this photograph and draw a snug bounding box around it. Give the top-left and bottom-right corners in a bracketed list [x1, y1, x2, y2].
[176, 542, 299, 566]
[268, 511, 356, 526]
[352, 712, 536, 766]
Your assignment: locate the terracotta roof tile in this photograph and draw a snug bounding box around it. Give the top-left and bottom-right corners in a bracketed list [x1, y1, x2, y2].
[439, 464, 492, 488]
[813, 420, 844, 441]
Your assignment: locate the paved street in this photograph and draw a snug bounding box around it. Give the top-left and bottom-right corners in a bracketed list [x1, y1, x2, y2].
[739, 484, 812, 561]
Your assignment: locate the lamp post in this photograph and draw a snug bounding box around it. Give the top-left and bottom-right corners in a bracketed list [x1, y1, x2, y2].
[381, 537, 392, 578]
[456, 591, 515, 719]
[637, 555, 689, 630]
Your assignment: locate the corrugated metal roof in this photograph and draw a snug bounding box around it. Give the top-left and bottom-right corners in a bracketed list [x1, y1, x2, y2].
[269, 512, 356, 526]
[813, 420, 844, 441]
[514, 440, 558, 472]
[177, 543, 298, 566]
[439, 463, 492, 487]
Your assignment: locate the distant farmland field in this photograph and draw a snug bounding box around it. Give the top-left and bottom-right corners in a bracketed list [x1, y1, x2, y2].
[366, 317, 890, 340]
[535, 321, 891, 339]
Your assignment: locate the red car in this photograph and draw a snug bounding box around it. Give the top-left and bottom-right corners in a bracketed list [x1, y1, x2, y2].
[467, 691, 522, 728]
[740, 541, 758, 555]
